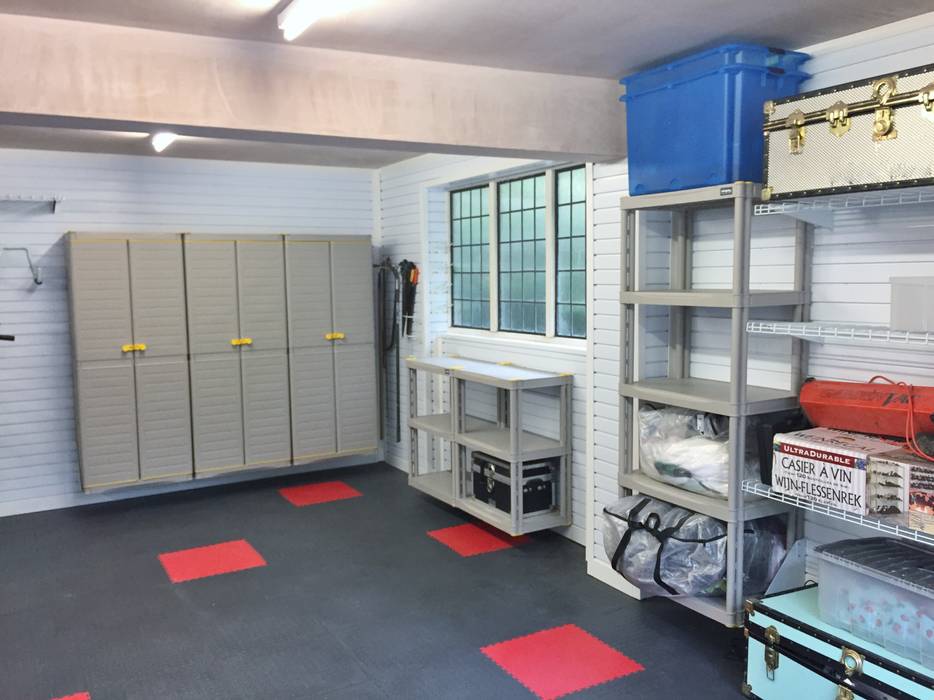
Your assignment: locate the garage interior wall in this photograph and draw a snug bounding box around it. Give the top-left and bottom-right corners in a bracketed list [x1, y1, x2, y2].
[374, 11, 934, 568]
[0, 149, 376, 517]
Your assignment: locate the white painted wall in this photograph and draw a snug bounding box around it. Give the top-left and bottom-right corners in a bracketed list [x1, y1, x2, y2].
[0, 148, 376, 517]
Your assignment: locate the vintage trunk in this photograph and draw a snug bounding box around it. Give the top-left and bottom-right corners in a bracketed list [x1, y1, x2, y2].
[763, 64, 934, 201]
[744, 586, 933, 700]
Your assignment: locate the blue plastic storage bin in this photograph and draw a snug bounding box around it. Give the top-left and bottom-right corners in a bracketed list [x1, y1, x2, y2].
[621, 44, 809, 195]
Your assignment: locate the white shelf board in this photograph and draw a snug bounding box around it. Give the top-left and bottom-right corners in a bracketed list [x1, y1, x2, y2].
[742, 480, 934, 547]
[621, 289, 805, 308]
[406, 355, 571, 389]
[409, 470, 455, 506]
[619, 376, 798, 417]
[457, 423, 564, 462]
[747, 320, 934, 350]
[409, 413, 455, 436]
[620, 472, 791, 523]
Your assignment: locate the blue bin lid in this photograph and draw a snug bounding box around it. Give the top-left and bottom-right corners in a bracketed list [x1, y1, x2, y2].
[619, 42, 809, 98]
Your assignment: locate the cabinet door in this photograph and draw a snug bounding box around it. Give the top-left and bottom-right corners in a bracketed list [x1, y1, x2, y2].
[330, 241, 374, 346]
[334, 344, 378, 453]
[241, 349, 292, 468]
[285, 238, 332, 349]
[237, 239, 288, 350]
[237, 239, 291, 466]
[185, 237, 244, 474]
[129, 237, 192, 481]
[290, 346, 337, 461]
[75, 362, 139, 489]
[184, 238, 240, 355]
[135, 357, 192, 482]
[190, 354, 244, 475]
[68, 237, 133, 362]
[128, 237, 188, 357]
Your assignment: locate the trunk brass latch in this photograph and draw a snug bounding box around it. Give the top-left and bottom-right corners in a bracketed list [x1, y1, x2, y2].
[785, 110, 807, 154]
[872, 76, 898, 141]
[836, 685, 855, 700]
[764, 625, 780, 680]
[826, 101, 851, 137]
[921, 82, 934, 119]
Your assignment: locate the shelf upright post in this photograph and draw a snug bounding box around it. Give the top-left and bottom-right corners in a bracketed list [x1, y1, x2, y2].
[409, 367, 419, 480]
[725, 190, 754, 624]
[619, 206, 637, 490]
[509, 386, 522, 534]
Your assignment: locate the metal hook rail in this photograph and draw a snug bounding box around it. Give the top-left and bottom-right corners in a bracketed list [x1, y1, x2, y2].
[1, 247, 43, 285]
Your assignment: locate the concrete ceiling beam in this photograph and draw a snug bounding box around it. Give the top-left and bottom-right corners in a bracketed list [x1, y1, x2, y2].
[0, 14, 626, 161]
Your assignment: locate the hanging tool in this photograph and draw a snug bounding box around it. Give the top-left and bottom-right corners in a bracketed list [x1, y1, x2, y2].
[374, 258, 402, 443]
[399, 260, 420, 337]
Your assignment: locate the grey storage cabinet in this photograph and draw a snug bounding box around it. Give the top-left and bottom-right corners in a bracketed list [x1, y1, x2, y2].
[185, 235, 292, 477]
[285, 235, 378, 461]
[67, 233, 193, 491]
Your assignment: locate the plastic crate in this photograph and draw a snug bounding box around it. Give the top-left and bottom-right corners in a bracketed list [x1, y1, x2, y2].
[815, 538, 934, 669]
[620, 44, 809, 195]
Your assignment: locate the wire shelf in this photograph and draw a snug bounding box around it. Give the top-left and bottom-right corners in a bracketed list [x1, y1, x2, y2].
[746, 320, 934, 349]
[741, 480, 934, 547]
[755, 185, 934, 217]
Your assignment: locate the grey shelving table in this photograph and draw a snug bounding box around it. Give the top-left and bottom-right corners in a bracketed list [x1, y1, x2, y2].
[406, 356, 573, 536]
[619, 182, 809, 627]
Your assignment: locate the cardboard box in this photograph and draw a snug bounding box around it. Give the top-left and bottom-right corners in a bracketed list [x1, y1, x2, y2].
[885, 449, 934, 533]
[865, 449, 912, 515]
[772, 428, 897, 515]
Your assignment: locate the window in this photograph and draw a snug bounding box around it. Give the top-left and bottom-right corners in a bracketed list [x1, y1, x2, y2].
[448, 165, 587, 338]
[450, 186, 490, 329]
[498, 174, 546, 334]
[555, 166, 587, 338]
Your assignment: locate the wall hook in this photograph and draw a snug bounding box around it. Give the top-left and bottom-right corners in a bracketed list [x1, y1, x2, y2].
[1, 247, 43, 285]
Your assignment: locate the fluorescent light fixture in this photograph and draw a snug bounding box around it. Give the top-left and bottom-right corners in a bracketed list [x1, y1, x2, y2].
[151, 132, 178, 153]
[278, 0, 366, 41]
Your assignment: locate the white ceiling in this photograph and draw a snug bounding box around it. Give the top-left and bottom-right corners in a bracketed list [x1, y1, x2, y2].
[0, 0, 930, 77]
[0, 125, 419, 168]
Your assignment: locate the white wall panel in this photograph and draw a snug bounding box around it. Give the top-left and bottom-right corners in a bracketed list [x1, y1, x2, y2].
[0, 148, 375, 516]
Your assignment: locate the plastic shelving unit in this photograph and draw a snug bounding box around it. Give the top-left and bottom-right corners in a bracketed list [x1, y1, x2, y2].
[406, 356, 572, 536]
[618, 181, 810, 627]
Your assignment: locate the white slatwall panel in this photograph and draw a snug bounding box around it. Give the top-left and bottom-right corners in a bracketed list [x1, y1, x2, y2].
[376, 154, 539, 470]
[0, 148, 375, 517]
[591, 160, 627, 562]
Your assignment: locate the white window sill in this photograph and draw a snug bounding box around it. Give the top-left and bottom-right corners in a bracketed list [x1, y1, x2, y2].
[442, 328, 586, 356]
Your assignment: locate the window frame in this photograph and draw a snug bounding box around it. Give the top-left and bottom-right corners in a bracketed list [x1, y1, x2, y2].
[554, 165, 588, 339]
[447, 164, 588, 341]
[449, 184, 491, 331]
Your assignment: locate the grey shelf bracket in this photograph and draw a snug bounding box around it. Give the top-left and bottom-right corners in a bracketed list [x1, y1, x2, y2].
[1, 247, 43, 285]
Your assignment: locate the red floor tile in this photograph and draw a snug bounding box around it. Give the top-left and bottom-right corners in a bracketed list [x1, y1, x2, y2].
[427, 522, 528, 557]
[52, 694, 91, 700]
[279, 481, 362, 507]
[481, 624, 643, 700]
[158, 539, 267, 583]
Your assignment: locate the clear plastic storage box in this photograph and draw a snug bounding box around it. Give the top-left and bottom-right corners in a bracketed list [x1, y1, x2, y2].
[890, 277, 934, 332]
[815, 538, 934, 669]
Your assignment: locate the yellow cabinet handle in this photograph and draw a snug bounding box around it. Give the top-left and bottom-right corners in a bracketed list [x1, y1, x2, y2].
[230, 338, 254, 346]
[122, 343, 147, 352]
[325, 332, 346, 341]
[135, 343, 147, 352]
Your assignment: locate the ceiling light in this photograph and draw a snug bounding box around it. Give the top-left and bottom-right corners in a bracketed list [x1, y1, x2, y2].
[151, 132, 178, 153]
[278, 0, 366, 41]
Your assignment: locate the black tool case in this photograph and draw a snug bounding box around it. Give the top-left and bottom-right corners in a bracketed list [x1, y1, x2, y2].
[743, 584, 933, 700]
[471, 452, 556, 515]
